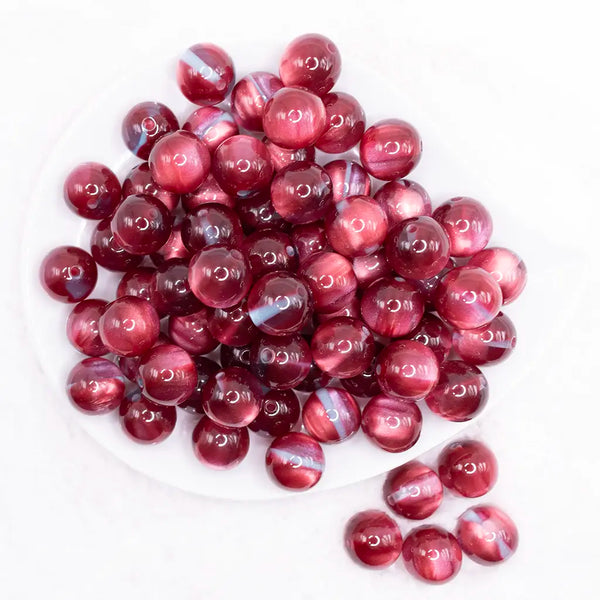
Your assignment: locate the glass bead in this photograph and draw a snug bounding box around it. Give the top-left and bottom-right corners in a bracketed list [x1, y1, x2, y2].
[293, 360, 333, 392]
[302, 387, 361, 443]
[374, 179, 431, 225]
[411, 258, 456, 306]
[40, 245, 97, 303]
[192, 416, 250, 469]
[117, 268, 155, 305]
[323, 160, 371, 204]
[181, 203, 243, 253]
[345, 510, 402, 568]
[90, 219, 143, 272]
[290, 221, 331, 263]
[122, 162, 179, 213]
[66, 299, 108, 357]
[168, 307, 219, 355]
[317, 93, 365, 153]
[315, 295, 361, 323]
[237, 193, 289, 233]
[182, 173, 235, 212]
[249, 389, 301, 438]
[220, 344, 252, 370]
[182, 106, 238, 153]
[117, 334, 169, 386]
[119, 387, 176, 444]
[263, 137, 316, 171]
[149, 259, 202, 317]
[67, 357, 125, 414]
[242, 229, 298, 278]
[208, 298, 257, 347]
[231, 71, 283, 131]
[179, 356, 221, 415]
[150, 220, 191, 266]
[410, 313, 452, 363]
[340, 342, 382, 399]
[352, 250, 392, 289]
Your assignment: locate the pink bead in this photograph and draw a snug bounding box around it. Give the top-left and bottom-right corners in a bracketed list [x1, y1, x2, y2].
[122, 162, 179, 213]
[41, 246, 97, 303]
[168, 307, 219, 355]
[352, 250, 392, 289]
[99, 296, 160, 357]
[311, 317, 374, 378]
[402, 526, 462, 584]
[345, 510, 403, 568]
[317, 92, 365, 153]
[150, 221, 191, 266]
[385, 216, 450, 280]
[66, 299, 108, 356]
[315, 295, 361, 323]
[220, 344, 252, 370]
[212, 135, 273, 197]
[263, 137, 316, 171]
[110, 194, 172, 255]
[263, 88, 327, 149]
[340, 343, 381, 398]
[67, 357, 125, 414]
[192, 416, 250, 469]
[265, 432, 325, 490]
[177, 43, 235, 105]
[149, 259, 202, 317]
[468, 247, 527, 305]
[188, 245, 251, 308]
[119, 388, 176, 444]
[63, 162, 121, 220]
[290, 221, 331, 263]
[300, 251, 357, 313]
[148, 130, 211, 194]
[438, 440, 498, 498]
[90, 219, 143, 272]
[202, 367, 263, 428]
[433, 197, 493, 257]
[374, 179, 431, 225]
[242, 229, 298, 278]
[323, 160, 371, 204]
[249, 389, 301, 438]
[182, 106, 238, 153]
[181, 203, 243, 253]
[456, 505, 519, 564]
[410, 313, 452, 363]
[434, 266, 503, 329]
[360, 119, 422, 180]
[360, 277, 424, 337]
[302, 388, 360, 443]
[384, 462, 444, 519]
[376, 340, 439, 400]
[294, 361, 333, 393]
[182, 173, 234, 212]
[231, 71, 283, 131]
[208, 298, 257, 347]
[279, 34, 341, 96]
[237, 194, 289, 233]
[122, 101, 179, 160]
[179, 356, 220, 414]
[362, 395, 422, 452]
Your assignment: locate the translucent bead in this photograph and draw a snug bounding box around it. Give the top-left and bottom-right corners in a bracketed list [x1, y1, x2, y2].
[208, 299, 258, 347]
[192, 417, 250, 469]
[119, 387, 176, 444]
[122, 162, 179, 213]
[41, 246, 97, 303]
[345, 510, 402, 568]
[317, 93, 365, 153]
[242, 229, 298, 278]
[231, 71, 283, 131]
[323, 160, 371, 204]
[249, 389, 301, 438]
[67, 357, 125, 414]
[181, 203, 243, 253]
[66, 299, 108, 356]
[168, 308, 219, 355]
[63, 162, 121, 219]
[182, 106, 238, 153]
[302, 387, 361, 443]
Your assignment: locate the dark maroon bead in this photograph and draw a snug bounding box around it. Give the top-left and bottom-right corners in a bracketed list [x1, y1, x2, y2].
[374, 179, 431, 225]
[64, 162, 121, 220]
[192, 417, 250, 469]
[249, 389, 301, 437]
[122, 162, 179, 213]
[242, 229, 298, 278]
[181, 203, 243, 253]
[340, 343, 382, 399]
[150, 259, 203, 317]
[149, 221, 191, 266]
[220, 344, 252, 370]
[66, 299, 108, 356]
[208, 298, 257, 347]
[290, 221, 331, 263]
[237, 194, 289, 233]
[231, 71, 283, 131]
[263, 137, 316, 171]
[302, 387, 361, 443]
[352, 250, 392, 289]
[168, 307, 219, 355]
[90, 219, 143, 272]
[317, 93, 365, 153]
[117, 268, 155, 304]
[411, 258, 456, 306]
[183, 106, 238, 153]
[41, 246, 97, 303]
[67, 357, 125, 414]
[119, 387, 176, 444]
[179, 356, 221, 415]
[294, 360, 333, 392]
[323, 160, 371, 204]
[410, 313, 452, 363]
[182, 173, 235, 212]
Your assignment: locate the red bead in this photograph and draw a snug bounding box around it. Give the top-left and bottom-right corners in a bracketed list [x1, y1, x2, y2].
[110, 194, 172, 255]
[250, 334, 311, 390]
[376, 340, 439, 400]
[67, 357, 125, 414]
[385, 216, 450, 280]
[263, 137, 316, 171]
[188, 245, 251, 309]
[340, 343, 382, 398]
[202, 366, 263, 428]
[294, 361, 333, 393]
[231, 71, 283, 131]
[41, 246, 97, 303]
[182, 106, 238, 153]
[150, 221, 191, 266]
[117, 268, 156, 304]
[90, 219, 143, 272]
[192, 416, 250, 469]
[119, 388, 176, 444]
[63, 162, 121, 220]
[468, 247, 527, 305]
[352, 250, 392, 289]
[384, 462, 444, 519]
[212, 135, 273, 197]
[249, 389, 301, 437]
[148, 130, 211, 194]
[362, 395, 422, 452]
[315, 295, 361, 323]
[181, 203, 243, 253]
[412, 258, 456, 306]
[220, 344, 252, 370]
[360, 277, 424, 338]
[149, 259, 202, 317]
[279, 34, 341, 96]
[122, 101, 179, 160]
[178, 356, 220, 415]
[237, 194, 288, 233]
[317, 93, 365, 153]
[208, 298, 257, 347]
[456, 505, 519, 564]
[182, 173, 234, 212]
[302, 387, 361, 443]
[99, 296, 160, 357]
[177, 43, 235, 106]
[117, 334, 169, 385]
[66, 299, 108, 356]
[360, 119, 422, 180]
[410, 313, 452, 363]
[374, 179, 431, 225]
[265, 432, 325, 490]
[345, 510, 403, 568]
[122, 163, 179, 213]
[402, 526, 462, 584]
[263, 88, 327, 149]
[434, 266, 502, 329]
[323, 160, 371, 204]
[168, 307, 219, 355]
[438, 440, 498, 498]
[290, 221, 331, 263]
[242, 229, 298, 278]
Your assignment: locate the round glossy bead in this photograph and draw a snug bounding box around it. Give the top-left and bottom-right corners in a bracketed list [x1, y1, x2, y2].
[220, 344, 252, 370]
[99, 296, 160, 357]
[434, 266, 503, 329]
[433, 197, 493, 257]
[182, 106, 238, 153]
[294, 361, 333, 393]
[208, 299, 257, 347]
[300, 251, 357, 313]
[468, 247, 527, 305]
[150, 221, 191, 266]
[182, 173, 234, 212]
[242, 229, 298, 278]
[67, 357, 125, 414]
[117, 334, 169, 385]
[456, 505, 519, 564]
[122, 162, 179, 213]
[412, 258, 456, 306]
[263, 137, 316, 171]
[410, 313, 452, 363]
[63, 162, 121, 219]
[231, 71, 283, 131]
[263, 88, 327, 149]
[179, 356, 220, 414]
[122, 101, 178, 160]
[362, 395, 422, 452]
[376, 340, 439, 400]
[181, 203, 243, 253]
[323, 160, 371, 204]
[385, 216, 450, 280]
[90, 219, 143, 272]
[352, 250, 392, 289]
[250, 334, 311, 390]
[148, 130, 211, 194]
[188, 245, 251, 309]
[317, 92, 365, 153]
[290, 222, 330, 263]
[40, 246, 97, 303]
[279, 33, 341, 96]
[202, 367, 263, 428]
[360, 277, 424, 338]
[237, 194, 288, 233]
[192, 417, 250, 469]
[168, 307, 219, 355]
[119, 388, 176, 444]
[315, 296, 361, 323]
[249, 389, 301, 437]
[66, 299, 108, 356]
[149, 259, 202, 317]
[360, 119, 422, 181]
[265, 432, 325, 490]
[177, 43, 234, 106]
[110, 194, 172, 255]
[340, 344, 381, 398]
[402, 526, 462, 584]
[345, 510, 402, 568]
[212, 135, 273, 197]
[374, 179, 431, 225]
[302, 387, 360, 443]
[438, 440, 498, 498]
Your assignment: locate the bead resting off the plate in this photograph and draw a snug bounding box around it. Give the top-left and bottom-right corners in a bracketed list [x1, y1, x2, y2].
[181, 203, 243, 253]
[323, 160, 371, 204]
[317, 92, 365, 153]
[192, 417, 250, 470]
[249, 389, 301, 438]
[122, 162, 180, 213]
[67, 357, 125, 414]
[41, 246, 98, 303]
[168, 307, 219, 355]
[242, 229, 298, 278]
[119, 388, 176, 444]
[302, 387, 361, 443]
[231, 71, 283, 131]
[409, 312, 453, 363]
[208, 298, 258, 347]
[374, 179, 432, 225]
[66, 299, 108, 356]
[183, 106, 239, 153]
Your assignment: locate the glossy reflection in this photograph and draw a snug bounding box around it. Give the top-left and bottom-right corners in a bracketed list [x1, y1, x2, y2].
[242, 229, 298, 278]
[150, 221, 191, 266]
[182, 173, 234, 212]
[67, 357, 125, 414]
[410, 313, 453, 363]
[263, 137, 316, 171]
[340, 342, 382, 399]
[41, 246, 97, 303]
[168, 307, 219, 355]
[317, 93, 365, 153]
[181, 203, 243, 253]
[150, 259, 203, 317]
[231, 71, 283, 131]
[183, 106, 238, 153]
[179, 356, 221, 415]
[64, 162, 121, 219]
[237, 194, 289, 233]
[374, 179, 431, 225]
[122, 162, 179, 213]
[192, 417, 250, 469]
[90, 219, 143, 272]
[208, 298, 257, 347]
[302, 387, 361, 443]
[291, 221, 331, 263]
[345, 510, 402, 568]
[323, 160, 371, 205]
[119, 387, 176, 444]
[249, 389, 301, 438]
[66, 299, 108, 356]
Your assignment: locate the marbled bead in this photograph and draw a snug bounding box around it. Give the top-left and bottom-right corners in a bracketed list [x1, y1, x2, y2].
[150, 259, 203, 317]
[249, 389, 301, 438]
[182, 106, 238, 153]
[323, 160, 371, 205]
[208, 298, 257, 346]
[90, 219, 143, 272]
[242, 229, 298, 278]
[41, 246, 97, 303]
[192, 417, 250, 469]
[181, 203, 243, 253]
[374, 179, 431, 225]
[179, 356, 221, 415]
[122, 162, 180, 213]
[237, 194, 289, 233]
[182, 174, 235, 212]
[302, 387, 360, 443]
[63, 162, 121, 219]
[352, 250, 392, 289]
[410, 313, 453, 363]
[317, 93, 365, 153]
[231, 71, 283, 131]
[150, 221, 191, 266]
[168, 307, 219, 355]
[119, 387, 176, 444]
[340, 343, 382, 399]
[67, 357, 125, 414]
[263, 137, 316, 171]
[290, 221, 331, 263]
[220, 344, 252, 370]
[66, 299, 108, 356]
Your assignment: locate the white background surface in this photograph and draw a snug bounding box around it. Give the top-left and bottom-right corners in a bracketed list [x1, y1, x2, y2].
[1, 0, 598, 598]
